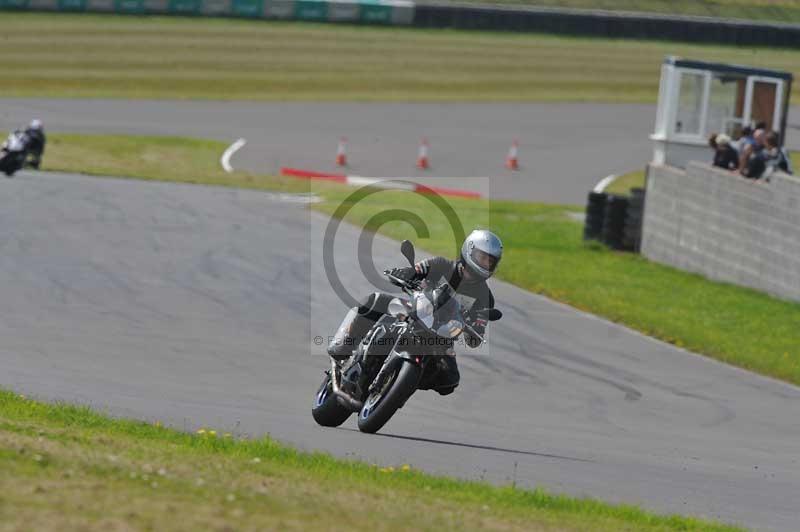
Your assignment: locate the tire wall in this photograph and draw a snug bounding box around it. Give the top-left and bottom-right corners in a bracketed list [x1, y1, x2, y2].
[413, 3, 800, 47]
[5, 0, 800, 46]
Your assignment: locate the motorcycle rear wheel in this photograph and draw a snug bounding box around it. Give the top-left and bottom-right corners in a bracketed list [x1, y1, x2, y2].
[357, 360, 420, 434]
[311, 373, 352, 427]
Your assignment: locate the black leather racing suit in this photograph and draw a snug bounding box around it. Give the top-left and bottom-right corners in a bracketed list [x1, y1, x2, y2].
[348, 256, 495, 396]
[24, 127, 45, 169]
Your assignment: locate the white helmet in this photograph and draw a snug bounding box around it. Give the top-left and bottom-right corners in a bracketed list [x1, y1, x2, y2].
[460, 229, 502, 280]
[29, 119, 42, 130]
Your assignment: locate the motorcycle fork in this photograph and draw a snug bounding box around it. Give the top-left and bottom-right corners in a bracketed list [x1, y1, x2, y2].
[367, 327, 427, 399]
[368, 326, 411, 394]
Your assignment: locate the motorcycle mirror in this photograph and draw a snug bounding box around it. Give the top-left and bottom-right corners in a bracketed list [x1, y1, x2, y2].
[400, 240, 415, 266]
[486, 308, 503, 321]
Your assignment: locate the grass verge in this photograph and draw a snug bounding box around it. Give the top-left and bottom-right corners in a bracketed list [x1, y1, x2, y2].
[0, 389, 742, 531]
[40, 133, 800, 385]
[3, 13, 800, 102]
[604, 168, 648, 195]
[44, 134, 311, 193]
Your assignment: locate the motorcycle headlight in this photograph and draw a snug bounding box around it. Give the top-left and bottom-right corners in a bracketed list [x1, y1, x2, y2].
[435, 320, 463, 339]
[387, 297, 409, 318]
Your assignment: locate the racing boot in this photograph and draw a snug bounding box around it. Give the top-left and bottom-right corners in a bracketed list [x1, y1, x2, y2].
[327, 308, 372, 361]
[432, 351, 460, 396]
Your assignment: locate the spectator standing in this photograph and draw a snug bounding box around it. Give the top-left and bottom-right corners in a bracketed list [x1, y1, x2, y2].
[732, 125, 754, 153]
[762, 131, 792, 176]
[711, 133, 739, 170]
[740, 128, 766, 177]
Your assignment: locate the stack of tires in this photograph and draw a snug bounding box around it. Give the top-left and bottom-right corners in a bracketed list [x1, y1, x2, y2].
[622, 188, 645, 252]
[583, 191, 607, 241]
[583, 189, 645, 252]
[601, 195, 629, 250]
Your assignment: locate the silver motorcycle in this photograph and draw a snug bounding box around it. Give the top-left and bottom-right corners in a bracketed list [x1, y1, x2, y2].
[0, 131, 29, 177]
[312, 240, 501, 434]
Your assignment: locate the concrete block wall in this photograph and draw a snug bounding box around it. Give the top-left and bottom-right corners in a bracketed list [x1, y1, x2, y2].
[641, 162, 800, 303]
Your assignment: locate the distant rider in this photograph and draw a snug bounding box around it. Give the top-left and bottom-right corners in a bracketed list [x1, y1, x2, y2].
[327, 229, 503, 396]
[24, 119, 46, 169]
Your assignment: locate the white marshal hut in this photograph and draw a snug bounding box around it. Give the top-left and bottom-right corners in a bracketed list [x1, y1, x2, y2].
[651, 57, 793, 168]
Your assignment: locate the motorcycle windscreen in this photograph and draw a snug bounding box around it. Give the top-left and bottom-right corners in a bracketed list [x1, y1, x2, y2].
[434, 296, 464, 338]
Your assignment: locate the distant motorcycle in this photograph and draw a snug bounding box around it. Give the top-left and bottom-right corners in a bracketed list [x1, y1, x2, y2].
[312, 239, 502, 434]
[0, 131, 30, 177]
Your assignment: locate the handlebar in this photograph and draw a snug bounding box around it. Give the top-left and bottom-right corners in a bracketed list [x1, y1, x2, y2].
[383, 270, 420, 293]
[383, 269, 496, 344]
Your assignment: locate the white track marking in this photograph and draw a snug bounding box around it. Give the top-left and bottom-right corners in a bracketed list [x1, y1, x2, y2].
[220, 138, 247, 173]
[266, 193, 321, 204]
[346, 176, 416, 190]
[593, 174, 618, 193]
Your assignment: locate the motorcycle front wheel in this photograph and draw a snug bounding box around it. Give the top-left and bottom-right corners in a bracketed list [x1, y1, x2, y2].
[311, 373, 352, 427]
[357, 360, 421, 434]
[0, 153, 16, 177]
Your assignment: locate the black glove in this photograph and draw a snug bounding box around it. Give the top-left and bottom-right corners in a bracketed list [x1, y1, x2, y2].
[389, 267, 416, 282]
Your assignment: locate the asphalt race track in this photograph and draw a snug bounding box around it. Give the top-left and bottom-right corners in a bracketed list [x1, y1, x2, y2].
[4, 99, 800, 204]
[0, 98, 671, 203]
[2, 170, 799, 530]
[4, 99, 799, 203]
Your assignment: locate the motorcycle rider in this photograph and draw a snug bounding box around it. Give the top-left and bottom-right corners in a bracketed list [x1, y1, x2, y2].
[24, 119, 46, 169]
[327, 229, 503, 396]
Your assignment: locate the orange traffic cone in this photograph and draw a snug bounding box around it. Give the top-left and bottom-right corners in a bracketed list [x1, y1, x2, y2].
[505, 140, 519, 170]
[335, 137, 347, 167]
[417, 137, 429, 170]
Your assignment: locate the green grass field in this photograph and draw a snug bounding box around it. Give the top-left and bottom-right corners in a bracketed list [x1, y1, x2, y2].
[0, 390, 740, 531]
[3, 13, 800, 103]
[454, 0, 800, 24]
[41, 133, 800, 387]
[45, 134, 311, 193]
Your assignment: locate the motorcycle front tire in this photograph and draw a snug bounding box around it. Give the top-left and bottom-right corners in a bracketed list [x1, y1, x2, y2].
[357, 360, 421, 434]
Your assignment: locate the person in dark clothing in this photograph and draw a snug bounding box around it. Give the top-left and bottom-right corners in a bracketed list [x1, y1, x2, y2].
[742, 151, 766, 180]
[327, 229, 503, 396]
[761, 131, 792, 176]
[711, 133, 738, 171]
[24, 119, 45, 169]
[740, 128, 766, 177]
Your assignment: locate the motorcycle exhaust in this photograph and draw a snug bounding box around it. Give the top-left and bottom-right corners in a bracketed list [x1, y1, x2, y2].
[330, 359, 364, 412]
